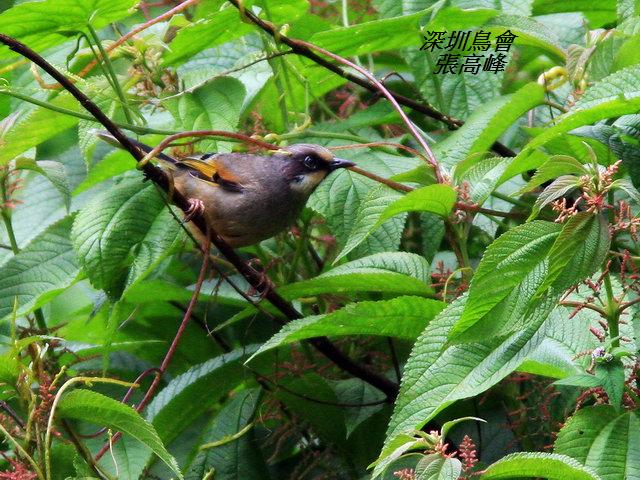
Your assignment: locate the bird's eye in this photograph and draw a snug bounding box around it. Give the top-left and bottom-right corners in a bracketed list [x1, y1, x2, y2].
[303, 155, 319, 170]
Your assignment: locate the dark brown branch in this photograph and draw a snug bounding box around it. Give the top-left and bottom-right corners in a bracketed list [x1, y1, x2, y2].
[226, 0, 516, 158]
[0, 34, 398, 400]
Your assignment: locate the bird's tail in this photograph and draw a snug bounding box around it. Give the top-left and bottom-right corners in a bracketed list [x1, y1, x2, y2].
[96, 131, 178, 164]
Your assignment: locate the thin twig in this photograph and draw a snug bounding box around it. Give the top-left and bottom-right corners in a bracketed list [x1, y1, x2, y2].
[95, 235, 211, 461]
[559, 301, 607, 317]
[296, 39, 443, 182]
[619, 296, 640, 313]
[137, 130, 278, 166]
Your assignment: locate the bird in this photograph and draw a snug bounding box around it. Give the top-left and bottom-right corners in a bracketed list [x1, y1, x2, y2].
[98, 133, 355, 247]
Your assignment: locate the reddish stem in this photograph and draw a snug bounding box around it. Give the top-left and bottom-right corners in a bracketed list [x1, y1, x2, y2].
[94, 237, 211, 461]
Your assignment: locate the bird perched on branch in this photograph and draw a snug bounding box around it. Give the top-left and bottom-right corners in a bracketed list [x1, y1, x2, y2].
[98, 133, 354, 247]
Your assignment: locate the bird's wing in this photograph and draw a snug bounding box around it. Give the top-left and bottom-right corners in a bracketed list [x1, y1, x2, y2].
[178, 156, 244, 193]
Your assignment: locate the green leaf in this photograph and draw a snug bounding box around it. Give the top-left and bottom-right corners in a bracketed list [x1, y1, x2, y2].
[448, 221, 560, 342]
[380, 294, 560, 477]
[0, 0, 139, 59]
[72, 178, 182, 300]
[440, 416, 486, 439]
[308, 152, 412, 259]
[454, 156, 509, 205]
[73, 150, 136, 195]
[124, 206, 186, 294]
[163, 8, 254, 65]
[611, 178, 640, 203]
[407, 48, 503, 120]
[555, 406, 640, 479]
[279, 252, 434, 298]
[513, 65, 640, 167]
[529, 176, 581, 220]
[310, 8, 433, 57]
[13, 159, 71, 210]
[249, 296, 445, 360]
[480, 452, 600, 479]
[185, 388, 267, 480]
[378, 184, 457, 222]
[369, 442, 428, 480]
[434, 83, 545, 166]
[540, 213, 610, 293]
[0, 94, 81, 165]
[594, 360, 625, 409]
[485, 15, 565, 60]
[145, 347, 259, 443]
[532, 0, 616, 27]
[57, 389, 183, 479]
[335, 186, 403, 262]
[0, 216, 79, 321]
[415, 455, 463, 480]
[164, 77, 246, 152]
[554, 374, 602, 388]
[333, 378, 386, 437]
[519, 155, 589, 194]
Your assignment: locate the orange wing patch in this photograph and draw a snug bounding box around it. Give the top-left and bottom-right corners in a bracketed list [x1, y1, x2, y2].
[180, 158, 218, 179]
[210, 162, 243, 185]
[180, 157, 244, 192]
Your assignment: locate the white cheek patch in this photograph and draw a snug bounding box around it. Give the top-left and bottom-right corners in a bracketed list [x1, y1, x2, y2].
[291, 171, 327, 195]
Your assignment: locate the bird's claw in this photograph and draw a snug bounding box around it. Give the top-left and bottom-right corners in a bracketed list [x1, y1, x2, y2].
[183, 198, 205, 223]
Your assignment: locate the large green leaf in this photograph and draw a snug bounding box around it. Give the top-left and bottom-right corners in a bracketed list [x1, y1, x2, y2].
[164, 77, 246, 152]
[519, 306, 598, 379]
[0, 0, 139, 59]
[163, 8, 254, 65]
[454, 156, 509, 205]
[334, 184, 455, 261]
[13, 159, 71, 210]
[407, 48, 503, 120]
[448, 221, 560, 342]
[519, 155, 588, 194]
[380, 294, 560, 478]
[72, 177, 184, 299]
[334, 186, 403, 262]
[378, 184, 457, 222]
[0, 216, 79, 321]
[532, 0, 616, 27]
[308, 151, 414, 259]
[434, 83, 545, 166]
[279, 252, 434, 298]
[415, 454, 462, 480]
[540, 213, 610, 293]
[310, 8, 432, 57]
[555, 406, 640, 480]
[0, 94, 81, 165]
[57, 389, 183, 479]
[249, 296, 445, 360]
[481, 452, 600, 479]
[485, 15, 565, 60]
[145, 347, 259, 443]
[185, 388, 268, 480]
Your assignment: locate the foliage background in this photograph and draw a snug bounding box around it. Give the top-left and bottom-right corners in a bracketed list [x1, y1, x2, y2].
[0, 0, 639, 479]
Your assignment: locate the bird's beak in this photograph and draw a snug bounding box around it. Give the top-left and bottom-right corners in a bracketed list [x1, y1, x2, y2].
[328, 158, 356, 171]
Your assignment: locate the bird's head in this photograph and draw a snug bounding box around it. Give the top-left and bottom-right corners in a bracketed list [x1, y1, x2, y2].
[278, 144, 355, 196]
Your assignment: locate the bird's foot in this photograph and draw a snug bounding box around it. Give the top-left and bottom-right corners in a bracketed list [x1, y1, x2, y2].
[183, 198, 205, 223]
[246, 259, 276, 299]
[248, 272, 275, 299]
